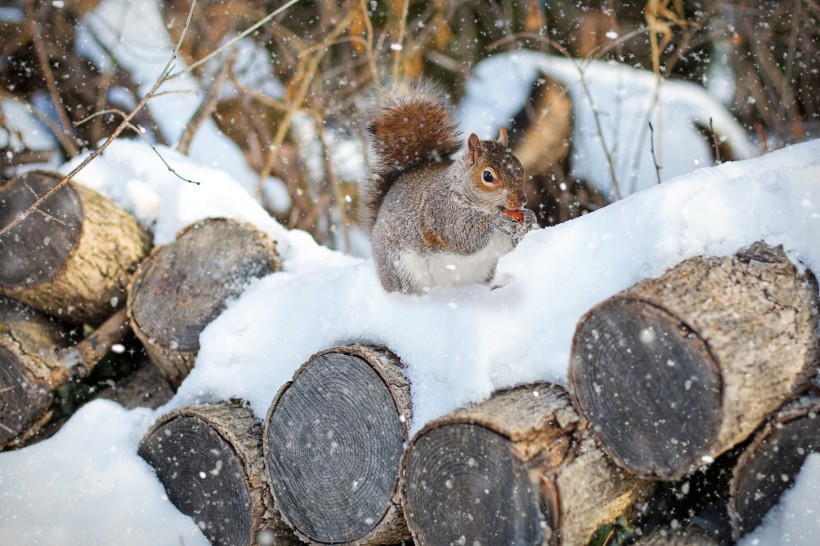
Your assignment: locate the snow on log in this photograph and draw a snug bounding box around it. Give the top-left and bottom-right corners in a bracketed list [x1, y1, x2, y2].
[729, 396, 820, 540]
[139, 400, 297, 546]
[400, 383, 652, 546]
[127, 217, 280, 386]
[263, 345, 411, 545]
[0, 296, 132, 449]
[0, 171, 150, 325]
[569, 242, 819, 480]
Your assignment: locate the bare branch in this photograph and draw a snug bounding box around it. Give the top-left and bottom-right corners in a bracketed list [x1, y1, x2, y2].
[28, 19, 79, 157]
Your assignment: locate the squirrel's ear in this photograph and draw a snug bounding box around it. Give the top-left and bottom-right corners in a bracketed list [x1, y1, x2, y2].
[497, 127, 508, 148]
[498, 127, 507, 148]
[468, 133, 481, 165]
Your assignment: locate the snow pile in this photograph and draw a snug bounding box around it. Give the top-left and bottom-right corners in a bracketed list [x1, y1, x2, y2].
[0, 401, 209, 546]
[458, 50, 758, 198]
[1, 133, 818, 544]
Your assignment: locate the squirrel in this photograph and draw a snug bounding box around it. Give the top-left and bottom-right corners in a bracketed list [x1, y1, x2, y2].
[363, 82, 537, 294]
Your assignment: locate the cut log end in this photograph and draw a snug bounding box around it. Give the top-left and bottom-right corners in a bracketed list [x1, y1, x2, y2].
[402, 423, 545, 545]
[729, 399, 820, 539]
[570, 298, 722, 479]
[139, 414, 253, 546]
[129, 218, 281, 384]
[0, 171, 82, 288]
[264, 348, 407, 544]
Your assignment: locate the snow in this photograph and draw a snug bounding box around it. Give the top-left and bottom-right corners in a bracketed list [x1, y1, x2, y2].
[3, 134, 817, 544]
[458, 51, 758, 198]
[0, 401, 208, 546]
[740, 453, 820, 546]
[0, 97, 57, 152]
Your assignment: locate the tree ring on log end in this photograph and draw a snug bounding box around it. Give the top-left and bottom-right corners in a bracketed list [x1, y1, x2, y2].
[0, 171, 82, 288]
[265, 352, 405, 544]
[570, 297, 722, 479]
[729, 400, 820, 539]
[138, 414, 253, 546]
[402, 423, 544, 546]
[0, 345, 52, 445]
[129, 218, 280, 354]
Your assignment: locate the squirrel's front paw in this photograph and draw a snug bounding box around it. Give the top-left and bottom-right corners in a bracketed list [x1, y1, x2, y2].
[496, 208, 537, 244]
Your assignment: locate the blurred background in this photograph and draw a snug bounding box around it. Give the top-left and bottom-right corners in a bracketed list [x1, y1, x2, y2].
[1, 0, 818, 253]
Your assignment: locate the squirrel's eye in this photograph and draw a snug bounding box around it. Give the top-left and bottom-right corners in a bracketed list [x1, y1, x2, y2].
[483, 170, 494, 183]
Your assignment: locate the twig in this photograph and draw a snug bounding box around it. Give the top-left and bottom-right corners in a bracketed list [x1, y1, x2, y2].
[489, 32, 623, 199]
[391, 0, 410, 83]
[648, 121, 662, 184]
[28, 18, 79, 157]
[167, 0, 302, 82]
[708, 117, 721, 164]
[256, 10, 357, 197]
[0, 0, 199, 240]
[76, 109, 200, 185]
[178, 51, 236, 155]
[309, 111, 350, 252]
[360, 0, 381, 91]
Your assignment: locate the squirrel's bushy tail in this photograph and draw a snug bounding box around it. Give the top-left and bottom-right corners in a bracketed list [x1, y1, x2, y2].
[363, 82, 462, 228]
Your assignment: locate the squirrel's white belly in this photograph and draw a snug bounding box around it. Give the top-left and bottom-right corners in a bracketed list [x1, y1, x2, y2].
[398, 232, 512, 290]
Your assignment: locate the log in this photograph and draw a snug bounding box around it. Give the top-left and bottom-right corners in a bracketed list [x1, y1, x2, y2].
[631, 523, 719, 545]
[0, 296, 133, 449]
[569, 242, 819, 480]
[139, 400, 297, 546]
[729, 397, 820, 540]
[127, 217, 281, 386]
[95, 360, 174, 410]
[263, 345, 411, 545]
[0, 296, 71, 448]
[0, 171, 151, 325]
[400, 383, 653, 546]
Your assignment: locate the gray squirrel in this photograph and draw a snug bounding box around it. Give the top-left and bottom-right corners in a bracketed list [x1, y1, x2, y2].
[363, 83, 537, 294]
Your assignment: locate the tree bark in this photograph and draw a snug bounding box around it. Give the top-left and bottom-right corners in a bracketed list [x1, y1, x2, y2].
[139, 400, 297, 546]
[263, 345, 412, 546]
[400, 383, 653, 546]
[0, 171, 151, 325]
[569, 242, 819, 479]
[127, 217, 281, 386]
[729, 396, 820, 540]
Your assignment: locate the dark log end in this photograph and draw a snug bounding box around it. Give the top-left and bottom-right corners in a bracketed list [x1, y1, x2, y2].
[138, 414, 253, 546]
[130, 218, 280, 352]
[0, 345, 52, 445]
[569, 297, 723, 479]
[265, 351, 404, 544]
[0, 171, 82, 288]
[402, 423, 546, 545]
[730, 401, 820, 539]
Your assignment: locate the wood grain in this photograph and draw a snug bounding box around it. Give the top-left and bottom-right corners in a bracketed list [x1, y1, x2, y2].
[264, 345, 411, 545]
